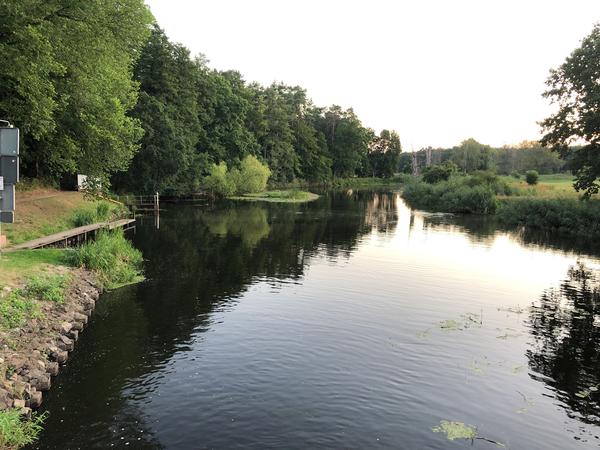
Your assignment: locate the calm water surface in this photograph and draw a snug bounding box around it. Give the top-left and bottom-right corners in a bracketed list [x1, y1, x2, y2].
[30, 191, 600, 449]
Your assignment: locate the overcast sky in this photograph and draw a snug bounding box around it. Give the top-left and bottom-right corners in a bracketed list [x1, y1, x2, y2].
[145, 0, 599, 149]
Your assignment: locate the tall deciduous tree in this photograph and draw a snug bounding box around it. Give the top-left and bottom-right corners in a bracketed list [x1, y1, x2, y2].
[122, 25, 201, 194]
[0, 0, 153, 180]
[540, 24, 600, 198]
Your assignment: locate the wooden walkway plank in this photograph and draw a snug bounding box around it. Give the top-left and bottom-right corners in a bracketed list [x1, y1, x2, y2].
[5, 219, 136, 252]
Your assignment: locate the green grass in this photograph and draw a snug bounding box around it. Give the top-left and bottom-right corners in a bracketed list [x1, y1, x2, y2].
[0, 290, 40, 330]
[21, 274, 69, 304]
[0, 249, 67, 286]
[0, 409, 46, 449]
[229, 190, 319, 203]
[498, 173, 578, 198]
[3, 194, 128, 246]
[65, 230, 144, 289]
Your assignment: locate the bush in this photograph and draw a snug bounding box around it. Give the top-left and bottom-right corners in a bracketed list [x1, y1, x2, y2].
[233, 155, 271, 194]
[0, 409, 47, 449]
[511, 171, 521, 179]
[203, 162, 236, 197]
[402, 178, 497, 214]
[203, 156, 271, 197]
[66, 231, 144, 289]
[497, 197, 600, 239]
[422, 161, 457, 184]
[525, 170, 539, 185]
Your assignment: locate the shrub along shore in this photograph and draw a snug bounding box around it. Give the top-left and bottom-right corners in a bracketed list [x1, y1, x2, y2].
[0, 231, 143, 448]
[400, 171, 600, 240]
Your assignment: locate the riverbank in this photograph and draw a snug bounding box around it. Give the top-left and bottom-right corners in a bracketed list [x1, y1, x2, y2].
[400, 172, 600, 240]
[0, 231, 144, 448]
[2, 188, 128, 247]
[0, 264, 101, 448]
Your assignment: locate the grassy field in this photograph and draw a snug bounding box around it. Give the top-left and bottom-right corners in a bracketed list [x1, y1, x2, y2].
[229, 190, 319, 203]
[2, 189, 127, 246]
[499, 173, 578, 198]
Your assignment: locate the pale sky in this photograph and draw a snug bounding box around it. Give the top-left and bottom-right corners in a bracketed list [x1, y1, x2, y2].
[145, 0, 600, 149]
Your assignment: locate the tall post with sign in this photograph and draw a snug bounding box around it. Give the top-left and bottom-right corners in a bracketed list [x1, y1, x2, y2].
[0, 121, 19, 226]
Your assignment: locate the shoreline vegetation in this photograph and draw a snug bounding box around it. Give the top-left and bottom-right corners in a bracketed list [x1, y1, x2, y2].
[400, 171, 600, 240]
[0, 231, 143, 447]
[229, 190, 319, 203]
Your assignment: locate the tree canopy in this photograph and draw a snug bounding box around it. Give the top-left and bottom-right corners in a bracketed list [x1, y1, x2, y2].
[541, 24, 600, 198]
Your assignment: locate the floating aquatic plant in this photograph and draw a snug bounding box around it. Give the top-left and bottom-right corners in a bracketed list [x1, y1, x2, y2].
[432, 421, 477, 441]
[432, 420, 505, 447]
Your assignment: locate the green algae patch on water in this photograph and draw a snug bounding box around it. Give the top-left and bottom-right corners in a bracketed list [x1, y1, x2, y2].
[432, 420, 506, 447]
[432, 421, 477, 441]
[229, 190, 319, 203]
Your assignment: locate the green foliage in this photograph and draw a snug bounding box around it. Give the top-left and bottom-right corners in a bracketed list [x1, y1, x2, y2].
[497, 198, 600, 239]
[367, 130, 402, 178]
[203, 156, 271, 197]
[203, 162, 236, 197]
[449, 138, 495, 173]
[231, 190, 318, 203]
[541, 24, 600, 198]
[66, 231, 144, 289]
[422, 161, 457, 184]
[69, 201, 125, 227]
[22, 274, 68, 304]
[0, 290, 39, 330]
[232, 155, 271, 194]
[0, 409, 47, 449]
[402, 177, 498, 214]
[525, 170, 539, 185]
[511, 171, 521, 179]
[1, 1, 154, 181]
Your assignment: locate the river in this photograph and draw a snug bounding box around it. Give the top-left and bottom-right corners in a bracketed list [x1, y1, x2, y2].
[29, 190, 600, 449]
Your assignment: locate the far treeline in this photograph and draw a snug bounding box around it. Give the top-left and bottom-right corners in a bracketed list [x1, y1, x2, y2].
[0, 0, 401, 195]
[402, 138, 568, 177]
[2, 1, 599, 198]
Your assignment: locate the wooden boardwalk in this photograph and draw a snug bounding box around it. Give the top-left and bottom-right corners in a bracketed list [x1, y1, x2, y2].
[6, 218, 136, 252]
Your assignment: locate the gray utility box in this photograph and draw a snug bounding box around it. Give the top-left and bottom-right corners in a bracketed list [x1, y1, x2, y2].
[0, 156, 19, 184]
[0, 127, 19, 156]
[0, 211, 14, 224]
[1, 183, 15, 211]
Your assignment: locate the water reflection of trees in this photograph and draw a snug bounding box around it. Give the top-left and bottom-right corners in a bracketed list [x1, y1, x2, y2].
[526, 262, 600, 426]
[416, 210, 600, 257]
[34, 191, 400, 449]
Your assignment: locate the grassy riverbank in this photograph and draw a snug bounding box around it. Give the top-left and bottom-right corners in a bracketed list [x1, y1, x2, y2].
[400, 172, 600, 239]
[229, 190, 319, 203]
[2, 189, 128, 246]
[0, 231, 143, 448]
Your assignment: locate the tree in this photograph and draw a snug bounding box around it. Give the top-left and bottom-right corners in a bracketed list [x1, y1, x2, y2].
[540, 24, 600, 198]
[541, 24, 600, 198]
[422, 161, 457, 184]
[1, 0, 153, 181]
[449, 138, 495, 173]
[367, 130, 402, 177]
[120, 25, 202, 194]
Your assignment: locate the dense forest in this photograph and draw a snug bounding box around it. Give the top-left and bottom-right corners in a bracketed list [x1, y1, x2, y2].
[0, 1, 401, 194]
[0, 1, 575, 196]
